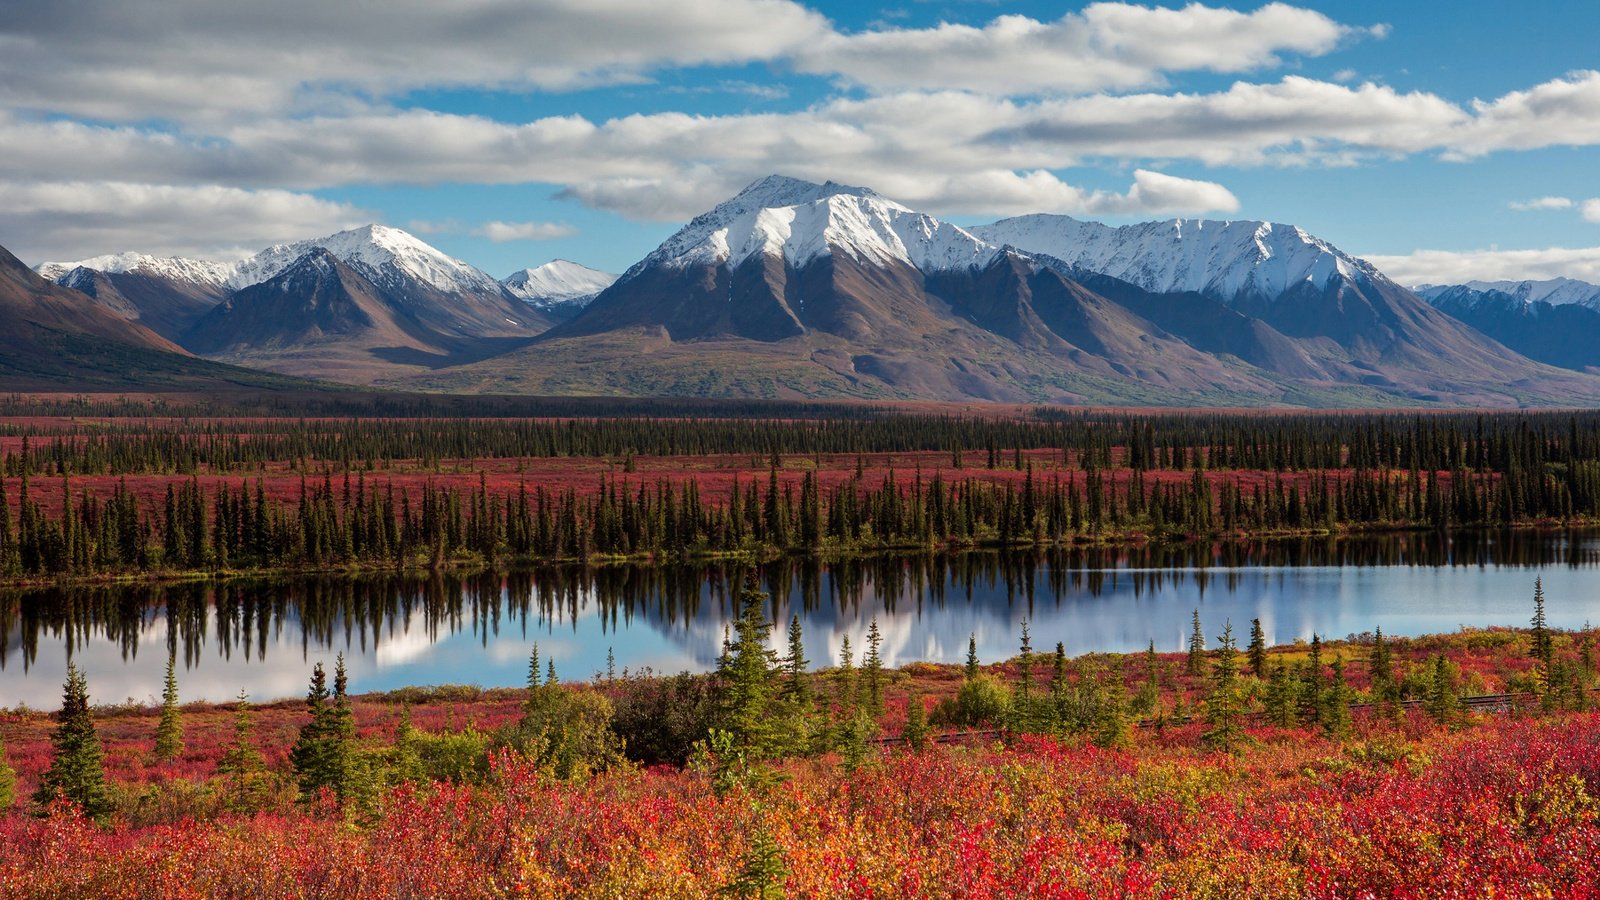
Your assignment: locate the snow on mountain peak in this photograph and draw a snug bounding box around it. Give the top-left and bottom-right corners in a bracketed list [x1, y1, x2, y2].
[227, 225, 503, 294]
[970, 214, 1381, 303]
[37, 252, 233, 286]
[1454, 277, 1600, 309]
[633, 176, 999, 276]
[502, 259, 617, 307]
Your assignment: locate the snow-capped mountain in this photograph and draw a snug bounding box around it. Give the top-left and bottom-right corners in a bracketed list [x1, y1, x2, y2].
[1417, 278, 1600, 310]
[227, 225, 505, 296]
[38, 252, 233, 287]
[513, 175, 1594, 406]
[38, 225, 546, 382]
[42, 226, 511, 299]
[1418, 280, 1600, 372]
[633, 175, 1002, 277]
[502, 260, 617, 310]
[970, 215, 1381, 305]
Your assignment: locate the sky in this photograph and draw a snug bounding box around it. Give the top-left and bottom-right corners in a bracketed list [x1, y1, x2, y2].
[3, 0, 1600, 286]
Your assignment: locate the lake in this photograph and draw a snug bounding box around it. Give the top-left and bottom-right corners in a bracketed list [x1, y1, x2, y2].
[3, 529, 1598, 707]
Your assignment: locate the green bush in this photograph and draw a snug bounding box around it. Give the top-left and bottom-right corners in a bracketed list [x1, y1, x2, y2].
[931, 674, 1012, 728]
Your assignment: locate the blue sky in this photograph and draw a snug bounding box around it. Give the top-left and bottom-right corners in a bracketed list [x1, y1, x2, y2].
[4, 1, 1600, 286]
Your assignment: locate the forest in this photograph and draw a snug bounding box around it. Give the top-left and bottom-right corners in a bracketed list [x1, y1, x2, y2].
[3, 406, 1600, 581]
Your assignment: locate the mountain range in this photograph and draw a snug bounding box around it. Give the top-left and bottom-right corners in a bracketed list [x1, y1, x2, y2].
[15, 175, 1600, 406]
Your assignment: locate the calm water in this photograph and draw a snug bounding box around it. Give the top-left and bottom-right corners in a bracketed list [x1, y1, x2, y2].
[3, 530, 1599, 707]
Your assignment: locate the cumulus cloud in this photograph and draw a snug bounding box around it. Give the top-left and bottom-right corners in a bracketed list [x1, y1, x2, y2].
[1585, 199, 1600, 224]
[1445, 71, 1600, 158]
[1509, 196, 1574, 211]
[796, 2, 1357, 95]
[0, 0, 831, 122]
[1365, 246, 1600, 286]
[475, 221, 579, 242]
[0, 181, 370, 265]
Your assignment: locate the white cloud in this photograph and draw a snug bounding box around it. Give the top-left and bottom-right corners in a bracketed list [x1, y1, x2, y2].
[475, 221, 579, 242]
[797, 2, 1356, 95]
[0, 0, 831, 122]
[1365, 246, 1600, 286]
[1445, 71, 1600, 158]
[0, 181, 369, 265]
[1585, 199, 1600, 223]
[1509, 196, 1574, 211]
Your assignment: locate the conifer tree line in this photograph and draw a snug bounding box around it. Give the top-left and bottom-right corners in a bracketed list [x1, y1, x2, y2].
[5, 445, 1600, 579]
[7, 409, 1600, 477]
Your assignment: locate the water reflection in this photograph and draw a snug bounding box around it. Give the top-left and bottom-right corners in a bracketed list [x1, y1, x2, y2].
[3, 529, 1599, 707]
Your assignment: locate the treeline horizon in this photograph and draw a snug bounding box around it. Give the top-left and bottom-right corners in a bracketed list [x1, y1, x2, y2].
[7, 408, 1600, 475]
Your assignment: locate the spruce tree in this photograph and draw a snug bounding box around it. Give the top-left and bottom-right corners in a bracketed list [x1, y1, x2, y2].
[217, 690, 270, 813]
[862, 619, 884, 716]
[153, 654, 183, 762]
[1246, 618, 1267, 677]
[784, 615, 810, 705]
[1187, 609, 1205, 676]
[33, 662, 111, 822]
[902, 695, 929, 753]
[1297, 634, 1325, 727]
[289, 660, 351, 802]
[1202, 622, 1245, 753]
[964, 633, 980, 680]
[719, 827, 788, 900]
[1425, 654, 1461, 726]
[1262, 660, 1298, 728]
[1368, 627, 1401, 722]
[1321, 656, 1352, 740]
[1017, 619, 1033, 698]
[717, 583, 783, 758]
[1531, 577, 1554, 671]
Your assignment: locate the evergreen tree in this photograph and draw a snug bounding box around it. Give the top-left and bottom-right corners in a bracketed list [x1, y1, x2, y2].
[902, 695, 928, 753]
[783, 615, 810, 705]
[1017, 619, 1033, 698]
[217, 690, 270, 813]
[1531, 577, 1554, 671]
[527, 643, 542, 691]
[33, 662, 111, 822]
[1425, 654, 1461, 726]
[716, 582, 784, 758]
[1368, 627, 1401, 722]
[1297, 635, 1325, 727]
[153, 654, 183, 762]
[719, 827, 788, 899]
[1187, 609, 1205, 676]
[1321, 656, 1353, 740]
[289, 660, 352, 802]
[1262, 660, 1298, 728]
[964, 633, 980, 680]
[862, 619, 884, 716]
[1202, 622, 1246, 753]
[1246, 618, 1267, 677]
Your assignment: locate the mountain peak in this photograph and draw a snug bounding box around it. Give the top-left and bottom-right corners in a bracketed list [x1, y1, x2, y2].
[228, 224, 502, 295]
[502, 259, 617, 308]
[730, 175, 883, 209]
[633, 175, 993, 276]
[37, 251, 233, 286]
[971, 214, 1381, 305]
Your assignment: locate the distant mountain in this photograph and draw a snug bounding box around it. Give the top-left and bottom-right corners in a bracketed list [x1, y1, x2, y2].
[1422, 277, 1600, 310]
[0, 242, 308, 391]
[1419, 279, 1600, 372]
[41, 225, 549, 382]
[407, 176, 1600, 406]
[501, 260, 616, 320]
